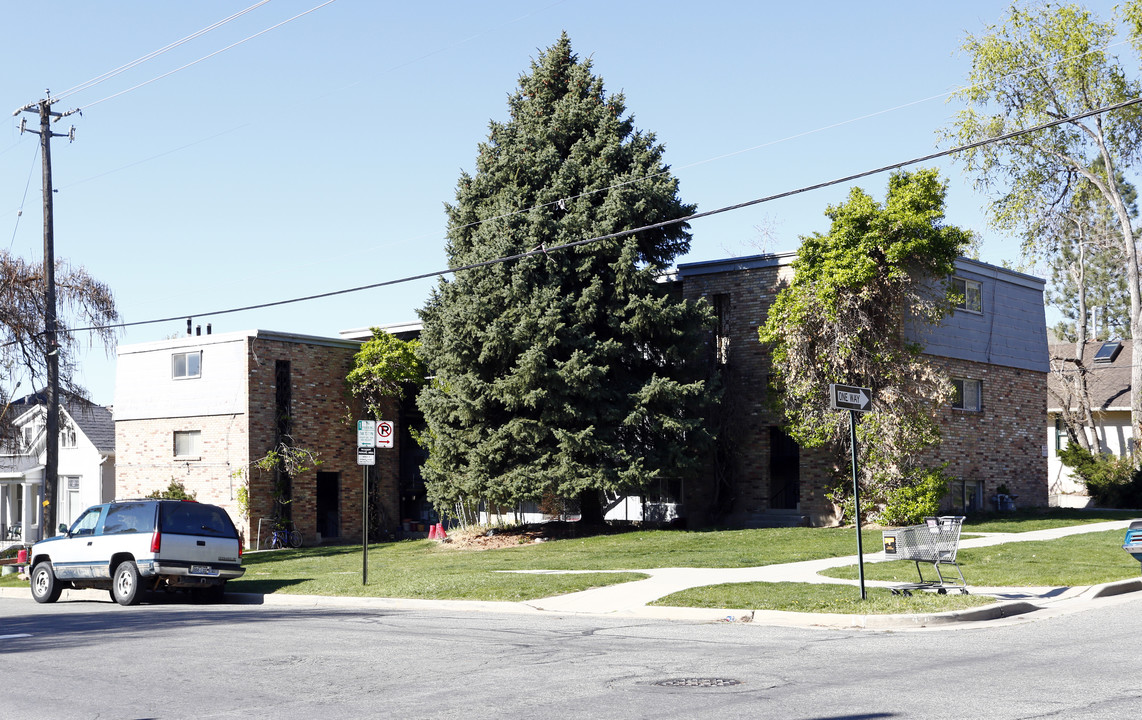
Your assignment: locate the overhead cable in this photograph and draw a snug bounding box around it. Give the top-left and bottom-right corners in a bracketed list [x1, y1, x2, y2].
[32, 94, 1139, 342]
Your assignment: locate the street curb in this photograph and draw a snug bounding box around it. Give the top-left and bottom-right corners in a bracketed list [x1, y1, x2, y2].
[1087, 577, 1142, 599]
[4, 573, 1141, 629]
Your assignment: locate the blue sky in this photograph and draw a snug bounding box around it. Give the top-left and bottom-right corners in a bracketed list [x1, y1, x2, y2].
[0, 1, 1128, 405]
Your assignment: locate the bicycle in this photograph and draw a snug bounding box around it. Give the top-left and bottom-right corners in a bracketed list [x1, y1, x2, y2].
[269, 525, 303, 549]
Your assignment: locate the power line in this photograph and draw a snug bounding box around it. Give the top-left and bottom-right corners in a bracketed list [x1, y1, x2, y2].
[52, 0, 273, 103]
[71, 1, 338, 112]
[31, 94, 1138, 342]
[7, 144, 39, 250]
[452, 38, 1139, 239]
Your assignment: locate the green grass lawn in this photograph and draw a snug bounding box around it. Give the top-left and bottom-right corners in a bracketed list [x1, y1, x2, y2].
[824, 528, 1141, 587]
[962, 508, 1138, 533]
[652, 582, 994, 614]
[2, 511, 1137, 614]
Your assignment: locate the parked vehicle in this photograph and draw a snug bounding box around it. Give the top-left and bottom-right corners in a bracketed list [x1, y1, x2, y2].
[29, 499, 245, 605]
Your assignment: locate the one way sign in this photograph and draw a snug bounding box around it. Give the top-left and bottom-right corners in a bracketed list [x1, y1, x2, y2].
[830, 384, 873, 412]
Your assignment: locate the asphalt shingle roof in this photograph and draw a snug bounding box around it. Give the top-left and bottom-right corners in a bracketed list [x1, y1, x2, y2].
[1048, 341, 1132, 412]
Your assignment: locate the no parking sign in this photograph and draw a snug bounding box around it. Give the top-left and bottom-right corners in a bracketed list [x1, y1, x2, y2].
[376, 420, 394, 448]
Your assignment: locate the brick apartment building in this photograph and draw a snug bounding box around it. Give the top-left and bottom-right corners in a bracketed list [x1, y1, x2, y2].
[115, 329, 399, 548]
[676, 253, 1049, 526]
[113, 255, 1048, 536]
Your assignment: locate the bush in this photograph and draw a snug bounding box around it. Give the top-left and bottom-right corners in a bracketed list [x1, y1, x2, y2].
[878, 468, 950, 526]
[1058, 444, 1142, 508]
[145, 480, 197, 501]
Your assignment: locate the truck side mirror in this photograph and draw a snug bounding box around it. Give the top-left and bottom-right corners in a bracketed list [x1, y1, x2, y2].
[58, 523, 69, 535]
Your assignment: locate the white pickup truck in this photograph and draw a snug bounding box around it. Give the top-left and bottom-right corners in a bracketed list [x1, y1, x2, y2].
[29, 499, 245, 605]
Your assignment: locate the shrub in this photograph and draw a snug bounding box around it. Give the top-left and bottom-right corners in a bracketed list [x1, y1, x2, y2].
[878, 468, 950, 526]
[1058, 444, 1142, 508]
[145, 480, 197, 501]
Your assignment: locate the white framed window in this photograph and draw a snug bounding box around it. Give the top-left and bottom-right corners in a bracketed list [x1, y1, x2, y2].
[172, 350, 202, 379]
[952, 277, 983, 313]
[21, 426, 34, 450]
[953, 378, 982, 411]
[174, 430, 202, 458]
[61, 426, 77, 448]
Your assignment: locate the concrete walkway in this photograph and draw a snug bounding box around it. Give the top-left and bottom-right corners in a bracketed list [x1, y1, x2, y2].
[518, 519, 1142, 626]
[4, 520, 1139, 630]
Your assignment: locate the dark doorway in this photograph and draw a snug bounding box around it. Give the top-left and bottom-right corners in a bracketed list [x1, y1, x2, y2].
[316, 472, 340, 540]
[769, 427, 800, 510]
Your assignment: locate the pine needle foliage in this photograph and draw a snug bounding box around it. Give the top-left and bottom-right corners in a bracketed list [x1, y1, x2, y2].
[416, 34, 717, 520]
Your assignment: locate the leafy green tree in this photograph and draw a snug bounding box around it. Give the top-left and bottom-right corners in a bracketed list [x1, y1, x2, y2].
[347, 329, 426, 418]
[1044, 172, 1134, 343]
[759, 169, 971, 521]
[945, 1, 1142, 451]
[416, 34, 717, 525]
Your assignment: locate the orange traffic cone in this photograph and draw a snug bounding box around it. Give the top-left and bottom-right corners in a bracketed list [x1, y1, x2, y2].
[436, 522, 447, 539]
[428, 524, 437, 539]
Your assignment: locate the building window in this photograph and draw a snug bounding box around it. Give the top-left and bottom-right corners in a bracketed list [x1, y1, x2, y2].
[952, 378, 982, 411]
[713, 294, 730, 365]
[172, 351, 202, 379]
[174, 430, 201, 458]
[21, 426, 34, 451]
[61, 426, 77, 448]
[14, 484, 23, 523]
[952, 277, 983, 313]
[1054, 417, 1068, 452]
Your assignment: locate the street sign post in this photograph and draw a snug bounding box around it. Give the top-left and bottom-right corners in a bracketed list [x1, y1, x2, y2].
[831, 384, 874, 600]
[356, 420, 376, 586]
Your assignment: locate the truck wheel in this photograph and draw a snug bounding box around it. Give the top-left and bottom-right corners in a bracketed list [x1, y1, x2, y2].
[112, 560, 143, 606]
[30, 561, 62, 603]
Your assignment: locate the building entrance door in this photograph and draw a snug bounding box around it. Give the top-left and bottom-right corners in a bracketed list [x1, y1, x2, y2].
[769, 427, 801, 510]
[316, 472, 340, 540]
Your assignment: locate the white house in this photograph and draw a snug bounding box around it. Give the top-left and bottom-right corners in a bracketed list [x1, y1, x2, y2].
[0, 394, 115, 545]
[1047, 340, 1133, 507]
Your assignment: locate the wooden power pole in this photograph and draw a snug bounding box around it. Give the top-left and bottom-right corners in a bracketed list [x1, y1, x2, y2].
[14, 90, 76, 539]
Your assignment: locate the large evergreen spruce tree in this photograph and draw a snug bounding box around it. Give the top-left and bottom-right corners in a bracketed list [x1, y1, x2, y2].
[416, 34, 716, 524]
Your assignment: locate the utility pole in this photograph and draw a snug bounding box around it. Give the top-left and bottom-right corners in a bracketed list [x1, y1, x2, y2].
[15, 90, 77, 540]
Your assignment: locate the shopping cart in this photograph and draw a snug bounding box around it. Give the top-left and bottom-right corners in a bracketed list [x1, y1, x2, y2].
[881, 516, 968, 595]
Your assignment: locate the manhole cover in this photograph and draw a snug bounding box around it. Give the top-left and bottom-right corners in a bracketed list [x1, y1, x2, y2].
[655, 678, 742, 688]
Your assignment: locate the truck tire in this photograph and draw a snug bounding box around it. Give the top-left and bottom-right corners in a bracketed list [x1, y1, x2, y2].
[30, 561, 62, 603]
[112, 560, 143, 606]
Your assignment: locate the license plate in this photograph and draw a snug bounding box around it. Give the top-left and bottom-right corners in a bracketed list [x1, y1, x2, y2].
[189, 565, 219, 577]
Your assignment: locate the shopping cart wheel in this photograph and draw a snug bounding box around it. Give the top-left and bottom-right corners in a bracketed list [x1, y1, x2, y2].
[960, 589, 970, 595]
[890, 589, 899, 596]
[937, 588, 947, 595]
[902, 590, 912, 597]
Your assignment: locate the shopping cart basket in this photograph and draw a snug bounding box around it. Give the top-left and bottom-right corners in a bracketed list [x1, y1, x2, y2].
[881, 516, 968, 595]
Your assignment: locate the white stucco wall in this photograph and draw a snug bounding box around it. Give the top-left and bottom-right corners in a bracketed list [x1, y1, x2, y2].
[115, 331, 251, 421]
[1047, 410, 1132, 507]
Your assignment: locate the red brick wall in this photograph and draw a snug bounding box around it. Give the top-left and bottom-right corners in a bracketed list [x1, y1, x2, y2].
[115, 334, 401, 549]
[115, 413, 249, 520]
[245, 337, 400, 545]
[924, 356, 1048, 508]
[680, 264, 1047, 526]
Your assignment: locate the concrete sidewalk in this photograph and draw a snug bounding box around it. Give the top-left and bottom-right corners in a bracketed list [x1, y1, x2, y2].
[3, 519, 1139, 629]
[519, 519, 1142, 626]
